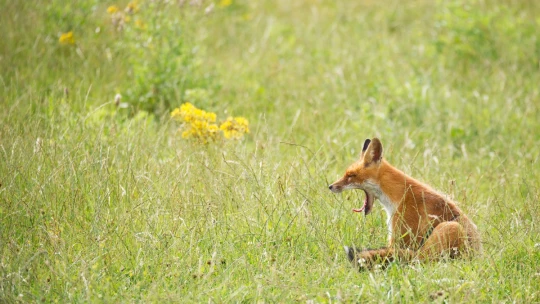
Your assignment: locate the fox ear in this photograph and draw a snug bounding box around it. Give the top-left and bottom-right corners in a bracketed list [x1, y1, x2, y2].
[364, 138, 383, 165]
[361, 139, 371, 156]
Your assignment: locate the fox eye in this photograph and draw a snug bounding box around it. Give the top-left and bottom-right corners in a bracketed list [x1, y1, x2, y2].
[346, 173, 356, 178]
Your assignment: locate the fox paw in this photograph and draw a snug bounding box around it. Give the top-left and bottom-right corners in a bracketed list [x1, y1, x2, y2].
[344, 245, 366, 271]
[344, 246, 388, 271]
[344, 246, 356, 263]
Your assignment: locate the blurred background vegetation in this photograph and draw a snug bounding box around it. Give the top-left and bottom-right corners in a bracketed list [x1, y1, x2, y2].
[1, 0, 539, 302]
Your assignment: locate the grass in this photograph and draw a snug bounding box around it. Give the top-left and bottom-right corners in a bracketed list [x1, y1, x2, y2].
[1, 0, 540, 302]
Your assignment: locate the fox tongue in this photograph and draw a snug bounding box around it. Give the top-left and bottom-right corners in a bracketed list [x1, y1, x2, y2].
[352, 206, 365, 213]
[352, 190, 373, 215]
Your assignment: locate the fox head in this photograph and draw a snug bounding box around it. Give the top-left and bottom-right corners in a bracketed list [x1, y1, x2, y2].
[328, 138, 384, 214]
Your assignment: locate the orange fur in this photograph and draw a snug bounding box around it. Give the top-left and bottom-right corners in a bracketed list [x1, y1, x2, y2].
[330, 138, 481, 269]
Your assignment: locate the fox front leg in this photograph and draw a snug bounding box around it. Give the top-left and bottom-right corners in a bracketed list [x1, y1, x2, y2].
[344, 246, 414, 271]
[344, 246, 394, 270]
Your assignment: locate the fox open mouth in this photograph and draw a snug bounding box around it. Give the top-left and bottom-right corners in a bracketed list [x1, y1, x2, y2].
[352, 190, 374, 215]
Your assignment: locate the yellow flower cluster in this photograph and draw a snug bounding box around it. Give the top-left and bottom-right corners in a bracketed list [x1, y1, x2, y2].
[107, 1, 137, 14]
[171, 103, 218, 141]
[219, 0, 232, 7]
[171, 103, 249, 142]
[59, 31, 75, 45]
[135, 19, 147, 30]
[220, 116, 250, 139]
[173, 102, 217, 124]
[107, 2, 139, 31]
[107, 5, 119, 14]
[125, 1, 139, 14]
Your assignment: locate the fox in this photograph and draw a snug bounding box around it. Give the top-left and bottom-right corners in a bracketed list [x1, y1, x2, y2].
[329, 138, 481, 270]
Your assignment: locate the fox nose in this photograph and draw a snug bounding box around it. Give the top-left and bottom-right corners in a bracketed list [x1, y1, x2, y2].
[328, 185, 333, 190]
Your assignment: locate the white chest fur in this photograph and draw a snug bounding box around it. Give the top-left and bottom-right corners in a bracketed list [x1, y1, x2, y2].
[363, 180, 397, 239]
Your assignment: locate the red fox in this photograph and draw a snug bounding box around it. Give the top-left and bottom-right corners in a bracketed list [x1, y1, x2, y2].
[329, 138, 481, 269]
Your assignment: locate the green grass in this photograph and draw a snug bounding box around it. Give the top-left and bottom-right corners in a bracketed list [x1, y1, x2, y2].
[1, 0, 540, 302]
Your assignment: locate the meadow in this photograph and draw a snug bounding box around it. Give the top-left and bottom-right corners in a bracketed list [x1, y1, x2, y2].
[1, 0, 540, 302]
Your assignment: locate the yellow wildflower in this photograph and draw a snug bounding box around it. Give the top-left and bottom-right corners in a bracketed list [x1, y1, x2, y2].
[172, 103, 249, 142]
[219, 0, 232, 7]
[171, 108, 182, 119]
[59, 31, 75, 45]
[172, 103, 219, 142]
[181, 120, 219, 142]
[220, 116, 250, 139]
[175, 102, 216, 123]
[125, 1, 139, 14]
[107, 5, 119, 14]
[181, 130, 192, 139]
[135, 19, 147, 30]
